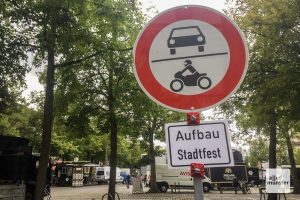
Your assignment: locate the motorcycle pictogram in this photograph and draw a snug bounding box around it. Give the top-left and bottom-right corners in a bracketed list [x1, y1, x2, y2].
[170, 60, 212, 92]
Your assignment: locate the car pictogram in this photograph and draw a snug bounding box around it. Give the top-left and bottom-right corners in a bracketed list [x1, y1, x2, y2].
[167, 26, 206, 55]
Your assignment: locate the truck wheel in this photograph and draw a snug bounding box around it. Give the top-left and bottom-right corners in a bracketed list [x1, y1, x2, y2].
[158, 182, 169, 193]
[203, 183, 210, 193]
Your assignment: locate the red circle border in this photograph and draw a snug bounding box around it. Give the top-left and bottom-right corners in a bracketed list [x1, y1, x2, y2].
[134, 6, 247, 112]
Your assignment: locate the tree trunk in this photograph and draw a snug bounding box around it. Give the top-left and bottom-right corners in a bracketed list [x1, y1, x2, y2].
[108, 111, 117, 200]
[268, 112, 277, 200]
[105, 143, 109, 165]
[107, 63, 117, 200]
[148, 118, 160, 193]
[285, 130, 300, 194]
[34, 21, 56, 200]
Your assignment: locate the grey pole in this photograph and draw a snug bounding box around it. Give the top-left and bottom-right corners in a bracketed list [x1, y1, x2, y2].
[193, 176, 204, 200]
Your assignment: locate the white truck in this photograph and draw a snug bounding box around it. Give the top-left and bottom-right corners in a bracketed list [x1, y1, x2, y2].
[155, 164, 212, 193]
[95, 166, 122, 184]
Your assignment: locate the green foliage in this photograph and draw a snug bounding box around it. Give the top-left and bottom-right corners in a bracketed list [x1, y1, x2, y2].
[50, 0, 148, 165]
[0, 1, 30, 114]
[248, 135, 269, 166]
[221, 0, 300, 164]
[0, 114, 19, 136]
[0, 102, 43, 151]
[295, 148, 300, 165]
[117, 136, 144, 167]
[0, 0, 181, 169]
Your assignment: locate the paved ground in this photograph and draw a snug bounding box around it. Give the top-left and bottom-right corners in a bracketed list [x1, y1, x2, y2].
[48, 184, 300, 200]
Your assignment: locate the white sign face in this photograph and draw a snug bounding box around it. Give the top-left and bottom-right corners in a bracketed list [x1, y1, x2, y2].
[150, 20, 230, 95]
[266, 169, 290, 193]
[165, 120, 234, 168]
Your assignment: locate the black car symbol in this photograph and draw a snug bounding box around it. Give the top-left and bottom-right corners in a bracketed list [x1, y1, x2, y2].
[167, 26, 206, 55]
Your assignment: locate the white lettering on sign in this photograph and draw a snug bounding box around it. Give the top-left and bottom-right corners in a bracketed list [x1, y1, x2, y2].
[165, 120, 234, 168]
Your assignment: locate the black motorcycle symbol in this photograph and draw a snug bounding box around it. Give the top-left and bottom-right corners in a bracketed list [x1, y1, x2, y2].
[170, 60, 212, 92]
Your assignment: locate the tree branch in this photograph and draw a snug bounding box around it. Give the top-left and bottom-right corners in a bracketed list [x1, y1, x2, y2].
[55, 46, 133, 69]
[55, 50, 103, 68]
[86, 88, 108, 99]
[10, 42, 41, 51]
[96, 67, 110, 93]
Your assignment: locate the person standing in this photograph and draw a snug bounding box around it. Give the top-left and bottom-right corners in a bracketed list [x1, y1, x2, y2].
[143, 174, 147, 187]
[126, 174, 131, 189]
[232, 178, 240, 194]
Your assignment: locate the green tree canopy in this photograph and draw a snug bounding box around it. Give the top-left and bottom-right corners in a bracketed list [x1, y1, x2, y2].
[222, 0, 300, 196]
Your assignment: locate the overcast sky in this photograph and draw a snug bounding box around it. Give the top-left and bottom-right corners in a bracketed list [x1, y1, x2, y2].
[140, 0, 225, 13]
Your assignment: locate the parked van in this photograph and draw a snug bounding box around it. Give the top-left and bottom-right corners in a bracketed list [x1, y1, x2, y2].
[83, 164, 100, 184]
[95, 166, 122, 184]
[156, 164, 212, 193]
[116, 167, 123, 183]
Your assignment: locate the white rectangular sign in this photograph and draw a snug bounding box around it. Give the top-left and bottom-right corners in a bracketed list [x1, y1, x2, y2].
[266, 169, 290, 193]
[165, 120, 234, 168]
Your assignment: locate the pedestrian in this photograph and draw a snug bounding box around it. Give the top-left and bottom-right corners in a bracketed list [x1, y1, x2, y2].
[126, 174, 131, 189]
[232, 177, 240, 194]
[122, 175, 126, 185]
[143, 174, 147, 187]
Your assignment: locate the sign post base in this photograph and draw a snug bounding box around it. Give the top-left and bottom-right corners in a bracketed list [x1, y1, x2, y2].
[193, 176, 204, 200]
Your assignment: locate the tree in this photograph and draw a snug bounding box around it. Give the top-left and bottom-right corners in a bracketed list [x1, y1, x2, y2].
[279, 121, 300, 193]
[125, 85, 183, 192]
[2, 1, 103, 198]
[0, 0, 30, 117]
[52, 1, 145, 198]
[1, 1, 145, 199]
[224, 0, 300, 197]
[117, 136, 144, 168]
[248, 134, 269, 167]
[295, 149, 300, 165]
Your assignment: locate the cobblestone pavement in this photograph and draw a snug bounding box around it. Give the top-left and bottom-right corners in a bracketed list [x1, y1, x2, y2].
[49, 184, 300, 200]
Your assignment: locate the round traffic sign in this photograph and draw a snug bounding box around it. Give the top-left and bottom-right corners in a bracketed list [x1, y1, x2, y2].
[133, 5, 248, 112]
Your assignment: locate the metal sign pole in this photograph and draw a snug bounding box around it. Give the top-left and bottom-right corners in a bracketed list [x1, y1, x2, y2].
[193, 176, 204, 200]
[191, 162, 205, 200]
[188, 112, 203, 200]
